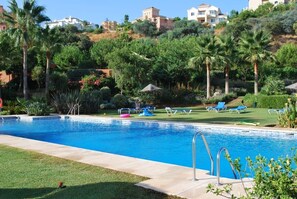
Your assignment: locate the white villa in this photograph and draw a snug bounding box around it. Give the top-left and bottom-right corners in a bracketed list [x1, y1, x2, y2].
[187, 4, 227, 27]
[46, 16, 95, 30]
[248, 0, 291, 10]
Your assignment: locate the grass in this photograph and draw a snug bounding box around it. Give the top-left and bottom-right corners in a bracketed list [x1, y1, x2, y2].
[99, 107, 279, 127]
[0, 145, 180, 199]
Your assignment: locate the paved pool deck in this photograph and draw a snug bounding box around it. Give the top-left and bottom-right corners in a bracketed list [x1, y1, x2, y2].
[0, 134, 253, 199]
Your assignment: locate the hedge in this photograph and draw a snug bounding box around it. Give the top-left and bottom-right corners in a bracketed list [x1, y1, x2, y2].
[244, 94, 291, 108]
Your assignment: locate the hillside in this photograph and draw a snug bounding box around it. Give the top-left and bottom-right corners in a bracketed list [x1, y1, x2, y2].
[85, 31, 143, 42]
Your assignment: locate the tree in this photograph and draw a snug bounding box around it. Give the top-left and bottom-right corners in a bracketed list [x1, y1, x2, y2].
[189, 34, 222, 99]
[217, 35, 238, 94]
[238, 30, 272, 95]
[3, 0, 49, 99]
[132, 20, 157, 37]
[40, 26, 61, 98]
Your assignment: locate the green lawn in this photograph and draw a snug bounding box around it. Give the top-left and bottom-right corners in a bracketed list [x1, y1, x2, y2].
[99, 107, 279, 127]
[0, 145, 180, 199]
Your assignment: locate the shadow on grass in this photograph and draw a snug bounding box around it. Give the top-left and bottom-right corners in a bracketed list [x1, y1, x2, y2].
[0, 182, 177, 199]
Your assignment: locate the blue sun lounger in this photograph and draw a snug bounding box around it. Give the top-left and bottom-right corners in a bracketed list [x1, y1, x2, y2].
[229, 105, 247, 113]
[206, 102, 227, 112]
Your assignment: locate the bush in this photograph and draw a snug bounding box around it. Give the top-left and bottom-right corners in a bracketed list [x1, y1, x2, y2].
[100, 86, 111, 101]
[111, 94, 128, 108]
[2, 100, 24, 114]
[257, 95, 290, 108]
[100, 103, 115, 110]
[243, 93, 258, 107]
[203, 93, 237, 105]
[51, 91, 81, 114]
[260, 76, 286, 95]
[50, 72, 68, 92]
[25, 101, 51, 116]
[80, 90, 102, 114]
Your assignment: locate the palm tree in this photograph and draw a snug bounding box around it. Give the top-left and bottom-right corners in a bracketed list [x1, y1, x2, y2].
[238, 30, 272, 95]
[217, 35, 238, 94]
[189, 34, 221, 99]
[39, 27, 61, 99]
[3, 0, 49, 99]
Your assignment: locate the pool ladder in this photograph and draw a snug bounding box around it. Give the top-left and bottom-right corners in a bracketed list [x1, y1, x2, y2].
[192, 132, 238, 184]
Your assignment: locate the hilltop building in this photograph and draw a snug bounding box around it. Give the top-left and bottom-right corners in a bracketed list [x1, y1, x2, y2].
[101, 20, 118, 32]
[134, 7, 174, 30]
[187, 4, 227, 27]
[248, 0, 291, 10]
[46, 16, 95, 30]
[0, 5, 7, 31]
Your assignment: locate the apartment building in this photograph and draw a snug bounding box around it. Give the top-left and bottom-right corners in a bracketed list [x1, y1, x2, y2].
[0, 5, 7, 31]
[101, 20, 118, 32]
[248, 0, 290, 10]
[187, 4, 227, 27]
[135, 7, 174, 30]
[46, 16, 96, 30]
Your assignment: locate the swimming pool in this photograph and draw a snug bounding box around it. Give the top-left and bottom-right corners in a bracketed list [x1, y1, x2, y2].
[1, 116, 296, 178]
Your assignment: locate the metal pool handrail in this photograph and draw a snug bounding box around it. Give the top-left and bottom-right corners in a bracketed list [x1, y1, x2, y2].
[192, 132, 214, 181]
[216, 147, 237, 185]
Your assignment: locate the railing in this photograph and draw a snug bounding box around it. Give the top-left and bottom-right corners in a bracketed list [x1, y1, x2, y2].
[216, 147, 237, 185]
[192, 132, 214, 181]
[67, 103, 80, 115]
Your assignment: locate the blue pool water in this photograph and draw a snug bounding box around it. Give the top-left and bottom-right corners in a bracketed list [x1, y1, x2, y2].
[1, 117, 296, 178]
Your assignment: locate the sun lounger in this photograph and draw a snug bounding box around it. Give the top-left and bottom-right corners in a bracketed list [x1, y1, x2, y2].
[165, 107, 192, 115]
[268, 108, 287, 114]
[206, 102, 227, 112]
[229, 105, 247, 113]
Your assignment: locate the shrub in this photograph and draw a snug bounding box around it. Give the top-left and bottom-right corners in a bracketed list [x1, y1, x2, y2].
[2, 100, 24, 114]
[278, 96, 297, 128]
[260, 76, 286, 95]
[100, 103, 115, 110]
[80, 74, 100, 92]
[51, 91, 81, 114]
[80, 90, 102, 114]
[257, 95, 290, 108]
[243, 93, 258, 107]
[208, 150, 297, 199]
[25, 101, 51, 116]
[100, 86, 111, 101]
[50, 72, 68, 92]
[203, 93, 237, 105]
[111, 94, 128, 108]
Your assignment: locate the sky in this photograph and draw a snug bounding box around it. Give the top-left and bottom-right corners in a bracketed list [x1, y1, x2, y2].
[1, 0, 248, 24]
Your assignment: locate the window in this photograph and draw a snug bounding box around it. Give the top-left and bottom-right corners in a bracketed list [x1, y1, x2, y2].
[210, 19, 216, 23]
[219, 18, 226, 22]
[198, 11, 205, 15]
[191, 12, 195, 16]
[209, 10, 216, 15]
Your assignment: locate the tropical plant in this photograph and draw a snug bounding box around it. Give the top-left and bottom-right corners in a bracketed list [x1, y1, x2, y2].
[31, 66, 44, 90]
[79, 74, 100, 92]
[111, 94, 128, 108]
[278, 96, 297, 128]
[39, 26, 61, 99]
[260, 76, 286, 95]
[189, 34, 222, 99]
[238, 30, 272, 95]
[217, 34, 238, 94]
[208, 150, 297, 198]
[3, 0, 50, 99]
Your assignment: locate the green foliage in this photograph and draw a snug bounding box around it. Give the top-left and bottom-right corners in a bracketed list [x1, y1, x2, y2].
[90, 39, 117, 66]
[51, 91, 80, 114]
[208, 150, 297, 199]
[243, 93, 258, 107]
[278, 96, 297, 128]
[159, 19, 209, 39]
[276, 43, 297, 68]
[1, 100, 24, 114]
[100, 86, 111, 101]
[49, 71, 68, 92]
[53, 45, 86, 70]
[17, 98, 52, 116]
[100, 103, 115, 110]
[202, 93, 237, 104]
[293, 21, 297, 34]
[257, 95, 290, 108]
[260, 76, 286, 95]
[132, 20, 157, 37]
[111, 94, 128, 108]
[80, 90, 102, 114]
[79, 74, 100, 92]
[31, 66, 44, 88]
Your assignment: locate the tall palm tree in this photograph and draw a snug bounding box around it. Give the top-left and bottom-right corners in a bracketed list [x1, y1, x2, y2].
[3, 0, 49, 99]
[238, 30, 272, 95]
[189, 34, 221, 99]
[39, 26, 61, 99]
[217, 34, 238, 94]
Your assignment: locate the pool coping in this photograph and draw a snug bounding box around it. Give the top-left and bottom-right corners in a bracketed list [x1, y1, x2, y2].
[1, 114, 294, 198]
